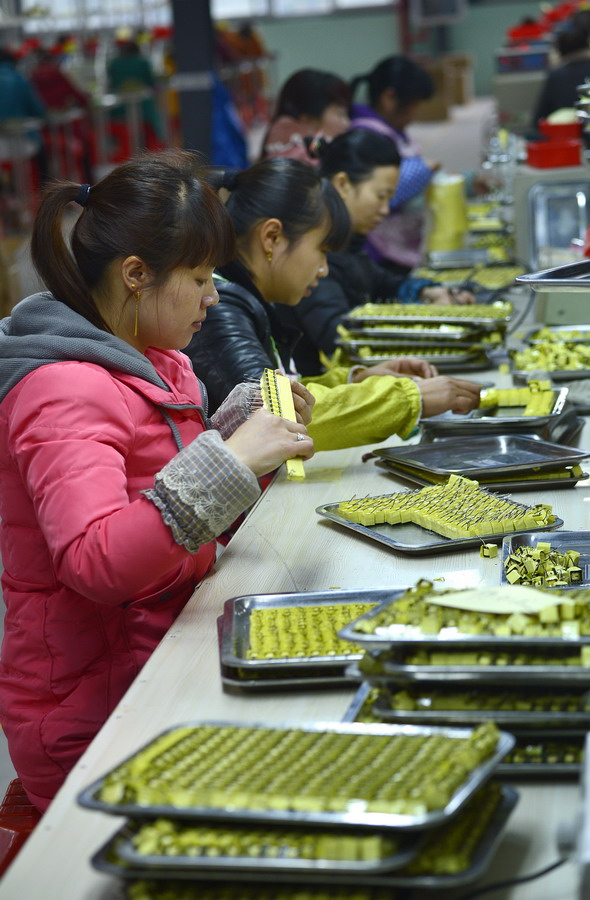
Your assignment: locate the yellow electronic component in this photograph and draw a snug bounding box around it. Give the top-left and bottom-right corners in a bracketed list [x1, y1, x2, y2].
[260, 369, 305, 481]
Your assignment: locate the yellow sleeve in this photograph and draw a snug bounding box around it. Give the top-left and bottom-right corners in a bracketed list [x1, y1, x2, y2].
[301, 374, 422, 451]
[301, 366, 351, 388]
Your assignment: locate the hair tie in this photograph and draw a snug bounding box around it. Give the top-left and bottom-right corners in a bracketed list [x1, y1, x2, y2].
[75, 184, 91, 208]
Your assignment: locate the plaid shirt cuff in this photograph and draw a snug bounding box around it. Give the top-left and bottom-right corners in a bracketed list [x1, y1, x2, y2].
[210, 381, 262, 439]
[143, 429, 260, 553]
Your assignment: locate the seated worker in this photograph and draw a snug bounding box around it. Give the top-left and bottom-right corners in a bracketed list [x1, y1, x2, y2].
[532, 20, 590, 128]
[184, 158, 481, 451]
[0, 150, 314, 810]
[261, 68, 350, 165]
[275, 129, 474, 376]
[350, 55, 439, 274]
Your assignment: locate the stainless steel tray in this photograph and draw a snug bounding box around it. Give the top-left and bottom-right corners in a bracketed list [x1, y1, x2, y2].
[345, 305, 513, 329]
[419, 410, 585, 446]
[339, 325, 480, 342]
[110, 820, 422, 877]
[371, 691, 590, 728]
[348, 350, 495, 372]
[374, 458, 587, 493]
[512, 364, 590, 383]
[78, 720, 514, 831]
[516, 258, 590, 292]
[342, 683, 375, 723]
[501, 531, 590, 590]
[338, 586, 590, 650]
[346, 654, 590, 686]
[497, 730, 585, 777]
[374, 434, 590, 477]
[221, 591, 391, 671]
[316, 501, 564, 557]
[92, 788, 518, 892]
[526, 324, 590, 345]
[419, 387, 569, 433]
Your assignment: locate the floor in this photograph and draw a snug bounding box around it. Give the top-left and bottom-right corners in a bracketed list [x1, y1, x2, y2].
[0, 95, 498, 810]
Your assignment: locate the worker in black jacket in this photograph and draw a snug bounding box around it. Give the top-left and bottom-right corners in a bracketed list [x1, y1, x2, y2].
[275, 129, 474, 375]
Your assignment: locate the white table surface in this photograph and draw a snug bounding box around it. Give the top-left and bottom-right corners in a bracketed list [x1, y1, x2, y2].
[0, 371, 587, 900]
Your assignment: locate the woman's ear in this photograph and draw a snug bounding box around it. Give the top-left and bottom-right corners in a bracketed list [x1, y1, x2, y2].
[121, 256, 151, 292]
[331, 171, 352, 200]
[258, 217, 285, 256]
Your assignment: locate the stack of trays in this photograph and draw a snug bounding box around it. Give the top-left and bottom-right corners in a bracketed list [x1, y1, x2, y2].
[339, 581, 590, 779]
[217, 590, 392, 692]
[337, 300, 512, 373]
[78, 719, 518, 896]
[371, 433, 590, 492]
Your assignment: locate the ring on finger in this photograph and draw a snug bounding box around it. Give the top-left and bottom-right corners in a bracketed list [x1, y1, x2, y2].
[296, 432, 305, 442]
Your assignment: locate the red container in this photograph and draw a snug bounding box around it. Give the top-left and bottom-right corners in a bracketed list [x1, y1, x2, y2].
[538, 119, 582, 140]
[527, 138, 582, 167]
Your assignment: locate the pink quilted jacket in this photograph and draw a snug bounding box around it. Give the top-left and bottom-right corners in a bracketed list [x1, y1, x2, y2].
[0, 347, 216, 810]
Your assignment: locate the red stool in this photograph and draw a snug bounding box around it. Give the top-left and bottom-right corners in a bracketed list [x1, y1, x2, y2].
[0, 779, 41, 877]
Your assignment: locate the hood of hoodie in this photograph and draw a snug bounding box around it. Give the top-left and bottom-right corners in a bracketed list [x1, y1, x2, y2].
[0, 291, 172, 404]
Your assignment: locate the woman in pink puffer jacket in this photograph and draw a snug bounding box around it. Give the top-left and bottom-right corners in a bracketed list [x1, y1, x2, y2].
[0, 150, 314, 810]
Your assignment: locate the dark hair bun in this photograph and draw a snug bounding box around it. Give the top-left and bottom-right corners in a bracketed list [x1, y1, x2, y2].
[304, 134, 330, 160]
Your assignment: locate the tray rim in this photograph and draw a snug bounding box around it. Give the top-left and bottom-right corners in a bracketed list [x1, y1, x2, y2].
[421, 386, 570, 429]
[112, 816, 423, 876]
[221, 590, 394, 671]
[90, 787, 519, 890]
[515, 259, 590, 291]
[77, 719, 514, 831]
[337, 584, 590, 649]
[374, 459, 587, 493]
[370, 693, 590, 727]
[374, 433, 590, 477]
[316, 501, 564, 557]
[347, 661, 590, 685]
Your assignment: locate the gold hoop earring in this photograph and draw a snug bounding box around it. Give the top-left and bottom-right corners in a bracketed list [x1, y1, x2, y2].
[133, 289, 141, 337]
[266, 251, 273, 264]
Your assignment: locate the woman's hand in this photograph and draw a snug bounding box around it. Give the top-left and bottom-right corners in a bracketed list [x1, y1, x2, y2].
[290, 379, 315, 426]
[418, 376, 481, 417]
[420, 286, 476, 305]
[224, 408, 314, 477]
[352, 356, 438, 381]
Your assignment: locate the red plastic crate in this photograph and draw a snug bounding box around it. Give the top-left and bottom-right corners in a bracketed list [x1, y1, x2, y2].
[538, 119, 582, 140]
[0, 779, 41, 877]
[527, 137, 582, 168]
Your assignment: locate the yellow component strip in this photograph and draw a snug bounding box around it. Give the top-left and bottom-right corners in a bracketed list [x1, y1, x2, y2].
[260, 368, 305, 481]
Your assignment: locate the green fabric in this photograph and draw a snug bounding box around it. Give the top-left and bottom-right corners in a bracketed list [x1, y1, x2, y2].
[301, 373, 421, 452]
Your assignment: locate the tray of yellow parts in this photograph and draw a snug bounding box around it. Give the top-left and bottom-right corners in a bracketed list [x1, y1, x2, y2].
[511, 341, 590, 381]
[78, 720, 511, 832]
[219, 591, 393, 688]
[93, 783, 517, 892]
[338, 579, 590, 650]
[414, 265, 525, 290]
[345, 300, 513, 330]
[316, 474, 562, 556]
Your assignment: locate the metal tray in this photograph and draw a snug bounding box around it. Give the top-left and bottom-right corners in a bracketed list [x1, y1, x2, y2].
[345, 305, 513, 329]
[501, 531, 590, 590]
[418, 387, 569, 432]
[346, 654, 590, 686]
[338, 586, 590, 650]
[316, 501, 564, 557]
[78, 720, 514, 832]
[110, 821, 422, 877]
[419, 410, 585, 446]
[511, 363, 590, 383]
[92, 787, 519, 891]
[371, 691, 590, 728]
[526, 324, 590, 345]
[374, 434, 590, 477]
[221, 591, 391, 671]
[515, 258, 590, 292]
[497, 730, 585, 777]
[374, 458, 587, 493]
[348, 350, 495, 372]
[339, 325, 481, 342]
[342, 683, 375, 723]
